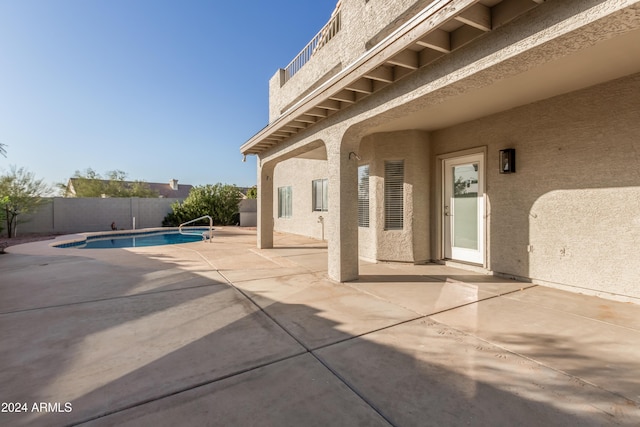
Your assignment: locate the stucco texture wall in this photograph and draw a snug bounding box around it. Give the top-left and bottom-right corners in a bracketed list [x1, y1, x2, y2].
[17, 198, 182, 235]
[360, 130, 430, 263]
[269, 0, 432, 121]
[273, 158, 329, 240]
[431, 72, 640, 300]
[272, 130, 431, 263]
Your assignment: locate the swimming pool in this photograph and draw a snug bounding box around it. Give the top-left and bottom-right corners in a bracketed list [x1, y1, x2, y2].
[55, 228, 211, 249]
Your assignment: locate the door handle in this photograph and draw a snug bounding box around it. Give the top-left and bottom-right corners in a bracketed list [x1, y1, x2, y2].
[444, 205, 451, 216]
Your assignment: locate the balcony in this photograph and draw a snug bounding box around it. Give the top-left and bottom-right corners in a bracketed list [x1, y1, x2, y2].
[282, 9, 342, 85]
[246, 0, 548, 156]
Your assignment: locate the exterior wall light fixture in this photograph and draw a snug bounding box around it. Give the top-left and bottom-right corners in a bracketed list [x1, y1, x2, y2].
[349, 152, 361, 161]
[499, 148, 516, 174]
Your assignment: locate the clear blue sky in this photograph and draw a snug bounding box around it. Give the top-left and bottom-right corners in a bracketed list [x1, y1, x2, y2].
[0, 0, 336, 191]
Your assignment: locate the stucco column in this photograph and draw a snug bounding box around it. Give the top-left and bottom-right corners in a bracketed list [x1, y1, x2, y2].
[326, 138, 359, 282]
[257, 160, 275, 249]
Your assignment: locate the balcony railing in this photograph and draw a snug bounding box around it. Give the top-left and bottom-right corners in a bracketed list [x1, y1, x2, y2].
[282, 10, 342, 85]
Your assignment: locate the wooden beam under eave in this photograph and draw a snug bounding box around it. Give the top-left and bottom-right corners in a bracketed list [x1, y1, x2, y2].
[345, 78, 374, 94]
[287, 121, 307, 129]
[282, 125, 300, 133]
[387, 50, 419, 70]
[372, 79, 391, 92]
[258, 134, 282, 145]
[329, 89, 356, 103]
[364, 65, 394, 83]
[317, 99, 342, 110]
[455, 3, 491, 31]
[392, 65, 414, 81]
[492, 0, 538, 28]
[272, 131, 292, 138]
[419, 49, 445, 67]
[296, 114, 318, 123]
[263, 136, 282, 142]
[277, 128, 294, 135]
[305, 107, 328, 117]
[253, 144, 273, 151]
[450, 25, 485, 50]
[416, 29, 451, 53]
[355, 91, 369, 103]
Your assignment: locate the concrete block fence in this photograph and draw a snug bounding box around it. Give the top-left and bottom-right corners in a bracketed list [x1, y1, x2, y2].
[13, 197, 259, 235]
[14, 197, 183, 235]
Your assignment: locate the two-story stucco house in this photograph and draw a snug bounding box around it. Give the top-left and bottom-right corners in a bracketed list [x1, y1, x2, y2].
[241, 0, 640, 303]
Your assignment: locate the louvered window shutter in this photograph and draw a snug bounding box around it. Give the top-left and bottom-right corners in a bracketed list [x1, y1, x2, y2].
[384, 160, 404, 230]
[312, 179, 328, 211]
[358, 165, 370, 227]
[278, 186, 292, 218]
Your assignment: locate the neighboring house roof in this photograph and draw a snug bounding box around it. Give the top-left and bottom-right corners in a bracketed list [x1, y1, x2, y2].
[237, 187, 255, 197]
[148, 181, 193, 198]
[66, 178, 193, 198]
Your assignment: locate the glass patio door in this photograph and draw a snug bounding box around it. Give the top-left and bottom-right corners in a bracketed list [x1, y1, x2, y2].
[443, 154, 484, 264]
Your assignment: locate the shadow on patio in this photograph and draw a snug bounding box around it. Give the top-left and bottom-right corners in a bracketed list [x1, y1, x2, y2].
[1, 231, 638, 426]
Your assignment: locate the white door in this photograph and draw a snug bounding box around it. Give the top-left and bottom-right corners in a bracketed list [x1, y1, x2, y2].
[443, 154, 484, 264]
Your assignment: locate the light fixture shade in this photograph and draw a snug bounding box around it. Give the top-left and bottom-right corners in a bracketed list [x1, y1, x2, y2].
[499, 148, 516, 173]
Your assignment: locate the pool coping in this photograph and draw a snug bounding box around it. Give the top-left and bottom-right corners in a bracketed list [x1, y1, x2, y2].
[52, 227, 214, 248]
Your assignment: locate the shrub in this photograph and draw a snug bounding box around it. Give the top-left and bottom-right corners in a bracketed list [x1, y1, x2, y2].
[163, 183, 242, 226]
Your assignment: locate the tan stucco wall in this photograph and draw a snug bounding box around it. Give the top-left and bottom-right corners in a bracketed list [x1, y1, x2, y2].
[255, 0, 640, 291]
[273, 158, 329, 240]
[430, 73, 640, 300]
[359, 130, 430, 263]
[273, 130, 431, 263]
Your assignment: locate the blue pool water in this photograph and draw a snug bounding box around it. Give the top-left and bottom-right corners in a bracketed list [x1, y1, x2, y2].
[56, 229, 210, 249]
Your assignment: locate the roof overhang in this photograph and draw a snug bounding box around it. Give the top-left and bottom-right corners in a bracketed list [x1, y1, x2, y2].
[240, 0, 636, 156]
[242, 0, 515, 155]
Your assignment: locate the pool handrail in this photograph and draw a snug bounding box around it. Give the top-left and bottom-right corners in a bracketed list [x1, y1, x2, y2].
[179, 215, 213, 243]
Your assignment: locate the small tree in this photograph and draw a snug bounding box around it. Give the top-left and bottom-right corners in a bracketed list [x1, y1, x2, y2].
[246, 186, 257, 199]
[0, 166, 52, 238]
[163, 183, 242, 226]
[453, 176, 468, 196]
[58, 168, 103, 196]
[58, 168, 158, 197]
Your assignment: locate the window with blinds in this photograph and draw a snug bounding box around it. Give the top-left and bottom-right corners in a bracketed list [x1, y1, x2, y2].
[358, 165, 370, 227]
[384, 160, 404, 230]
[312, 179, 328, 211]
[278, 186, 292, 218]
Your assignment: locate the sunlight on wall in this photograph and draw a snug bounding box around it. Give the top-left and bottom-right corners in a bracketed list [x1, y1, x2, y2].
[529, 187, 640, 299]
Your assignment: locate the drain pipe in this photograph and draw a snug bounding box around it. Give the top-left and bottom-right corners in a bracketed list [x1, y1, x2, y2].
[317, 215, 324, 241]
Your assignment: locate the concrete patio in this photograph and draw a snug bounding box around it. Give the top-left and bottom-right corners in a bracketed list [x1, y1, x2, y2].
[1, 228, 639, 426]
